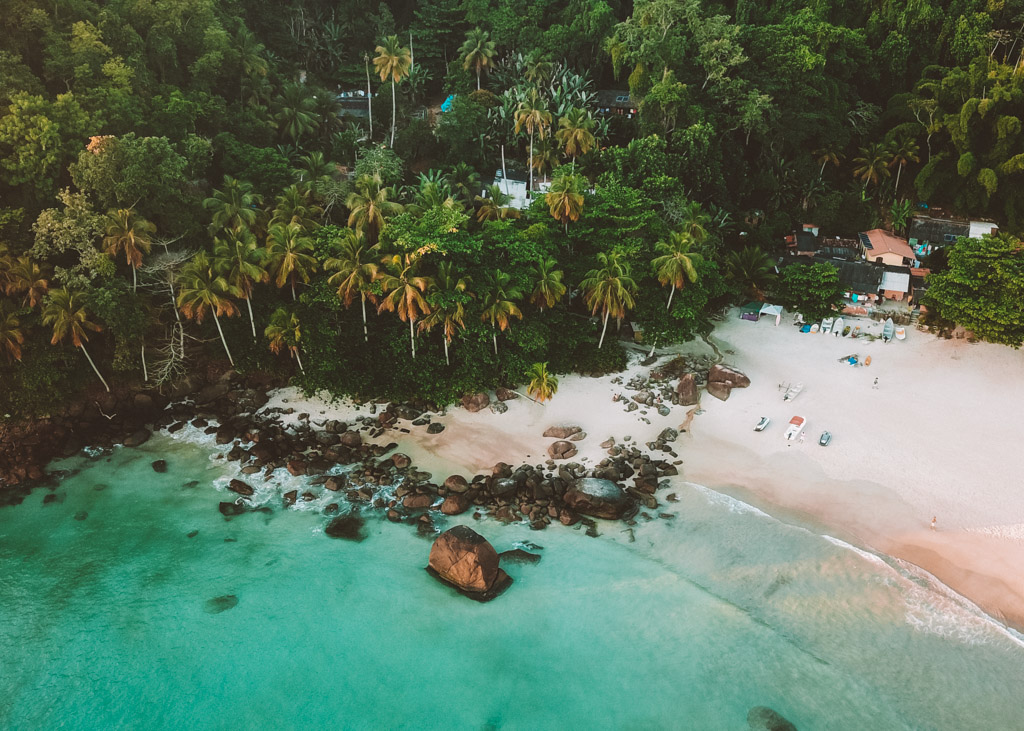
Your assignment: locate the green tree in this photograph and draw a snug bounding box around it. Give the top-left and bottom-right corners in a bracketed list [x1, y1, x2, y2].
[529, 258, 566, 311]
[889, 200, 914, 236]
[42, 288, 109, 392]
[419, 261, 471, 366]
[265, 306, 305, 373]
[346, 173, 403, 242]
[203, 176, 264, 234]
[652, 231, 703, 310]
[581, 252, 637, 349]
[5, 256, 50, 308]
[0, 299, 25, 362]
[514, 90, 552, 200]
[213, 229, 267, 339]
[102, 208, 155, 291]
[377, 253, 433, 358]
[776, 262, 843, 322]
[480, 269, 523, 355]
[270, 184, 322, 230]
[474, 184, 520, 222]
[373, 36, 412, 147]
[925, 233, 1024, 347]
[723, 246, 776, 300]
[556, 107, 597, 165]
[177, 252, 241, 366]
[888, 136, 920, 197]
[526, 361, 558, 402]
[460, 28, 496, 91]
[852, 143, 892, 189]
[266, 222, 317, 300]
[325, 229, 379, 342]
[545, 170, 585, 229]
[274, 83, 318, 144]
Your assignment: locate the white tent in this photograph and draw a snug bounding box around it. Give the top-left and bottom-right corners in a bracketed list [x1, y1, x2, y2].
[759, 303, 783, 325]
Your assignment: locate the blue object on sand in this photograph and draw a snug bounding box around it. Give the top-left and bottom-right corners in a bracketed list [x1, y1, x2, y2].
[801, 325, 811, 333]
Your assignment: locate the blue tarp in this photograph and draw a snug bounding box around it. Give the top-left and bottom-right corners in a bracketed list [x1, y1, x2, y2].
[441, 95, 455, 112]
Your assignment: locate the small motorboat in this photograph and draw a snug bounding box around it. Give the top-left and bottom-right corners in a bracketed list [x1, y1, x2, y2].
[821, 317, 834, 334]
[785, 416, 806, 441]
[819, 431, 832, 447]
[783, 383, 804, 401]
[842, 326, 851, 337]
[754, 416, 770, 432]
[810, 323, 820, 333]
[882, 317, 895, 342]
[852, 325, 862, 338]
[832, 317, 844, 336]
[895, 326, 906, 340]
[864, 355, 872, 366]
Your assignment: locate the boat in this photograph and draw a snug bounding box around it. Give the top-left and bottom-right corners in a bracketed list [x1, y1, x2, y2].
[852, 325, 861, 338]
[882, 317, 895, 342]
[842, 326, 851, 337]
[895, 326, 906, 340]
[783, 382, 804, 401]
[810, 323, 820, 333]
[832, 317, 844, 336]
[821, 317, 834, 334]
[864, 355, 872, 366]
[784, 416, 806, 441]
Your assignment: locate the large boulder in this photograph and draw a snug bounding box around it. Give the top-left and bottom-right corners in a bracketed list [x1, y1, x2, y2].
[440, 493, 471, 515]
[460, 392, 490, 412]
[427, 526, 511, 599]
[675, 373, 699, 406]
[564, 478, 632, 520]
[547, 440, 578, 460]
[708, 364, 750, 388]
[444, 474, 469, 493]
[543, 425, 582, 439]
[706, 381, 732, 401]
[227, 479, 254, 497]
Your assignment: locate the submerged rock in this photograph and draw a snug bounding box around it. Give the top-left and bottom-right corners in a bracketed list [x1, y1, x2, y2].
[151, 460, 168, 473]
[73, 511, 88, 521]
[324, 513, 366, 541]
[204, 594, 238, 614]
[497, 548, 542, 564]
[123, 429, 151, 448]
[427, 525, 511, 601]
[218, 501, 248, 517]
[747, 706, 797, 731]
[564, 478, 632, 520]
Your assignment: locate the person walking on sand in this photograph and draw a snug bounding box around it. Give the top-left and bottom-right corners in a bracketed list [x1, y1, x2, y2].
[872, 377, 879, 389]
[931, 516, 937, 531]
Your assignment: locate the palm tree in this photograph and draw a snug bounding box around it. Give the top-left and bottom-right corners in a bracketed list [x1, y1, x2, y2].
[530, 136, 560, 183]
[419, 261, 471, 366]
[480, 269, 523, 355]
[852, 143, 892, 189]
[266, 222, 317, 300]
[529, 258, 566, 311]
[448, 162, 481, 202]
[889, 136, 920, 196]
[102, 208, 155, 291]
[723, 246, 777, 300]
[274, 82, 318, 143]
[325, 229, 379, 342]
[545, 170, 585, 229]
[526, 362, 558, 402]
[42, 288, 109, 392]
[270, 184, 322, 230]
[293, 151, 335, 184]
[346, 173, 403, 242]
[0, 299, 25, 362]
[265, 306, 305, 373]
[474, 184, 520, 222]
[460, 28, 496, 91]
[235, 28, 268, 104]
[377, 253, 432, 358]
[581, 252, 637, 349]
[813, 147, 844, 178]
[524, 51, 553, 85]
[177, 252, 241, 366]
[514, 90, 552, 199]
[556, 107, 597, 164]
[676, 200, 710, 244]
[213, 229, 267, 339]
[203, 176, 264, 234]
[5, 256, 49, 308]
[373, 35, 412, 147]
[652, 232, 703, 310]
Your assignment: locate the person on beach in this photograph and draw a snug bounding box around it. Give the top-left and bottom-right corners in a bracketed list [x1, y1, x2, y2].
[873, 378, 879, 389]
[931, 516, 937, 531]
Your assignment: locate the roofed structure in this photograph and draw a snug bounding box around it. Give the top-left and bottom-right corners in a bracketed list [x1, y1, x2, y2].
[860, 229, 916, 266]
[814, 256, 883, 295]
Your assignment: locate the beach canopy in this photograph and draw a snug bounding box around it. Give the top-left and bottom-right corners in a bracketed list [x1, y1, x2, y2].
[759, 303, 783, 317]
[738, 302, 761, 321]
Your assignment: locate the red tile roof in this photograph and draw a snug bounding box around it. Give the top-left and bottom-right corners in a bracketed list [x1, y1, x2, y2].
[862, 229, 916, 261]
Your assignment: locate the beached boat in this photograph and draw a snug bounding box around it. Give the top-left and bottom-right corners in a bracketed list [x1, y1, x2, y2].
[832, 317, 844, 336]
[882, 317, 895, 342]
[783, 382, 804, 401]
[895, 326, 906, 340]
[821, 317, 834, 334]
[842, 326, 851, 337]
[810, 323, 820, 333]
[852, 325, 861, 338]
[864, 355, 872, 366]
[784, 416, 806, 441]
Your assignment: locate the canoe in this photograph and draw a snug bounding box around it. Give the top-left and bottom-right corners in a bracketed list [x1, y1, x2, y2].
[821, 317, 834, 334]
[865, 355, 872, 366]
[842, 326, 851, 337]
[895, 327, 906, 340]
[882, 317, 895, 342]
[810, 323, 820, 333]
[833, 317, 844, 336]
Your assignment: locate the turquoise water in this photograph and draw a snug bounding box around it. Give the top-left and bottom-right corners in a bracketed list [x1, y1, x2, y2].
[2, 434, 1023, 730]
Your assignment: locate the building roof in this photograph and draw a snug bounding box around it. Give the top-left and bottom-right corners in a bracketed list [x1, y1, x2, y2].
[860, 229, 916, 261]
[909, 215, 969, 244]
[595, 90, 636, 109]
[794, 231, 817, 253]
[815, 257, 883, 294]
[969, 220, 999, 239]
[880, 269, 911, 293]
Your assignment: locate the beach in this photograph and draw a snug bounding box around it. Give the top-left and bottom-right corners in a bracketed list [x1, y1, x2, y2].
[266, 311, 1024, 629]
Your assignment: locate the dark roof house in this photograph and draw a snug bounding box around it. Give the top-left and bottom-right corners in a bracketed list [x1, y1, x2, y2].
[909, 215, 969, 246]
[595, 90, 637, 116]
[814, 256, 883, 295]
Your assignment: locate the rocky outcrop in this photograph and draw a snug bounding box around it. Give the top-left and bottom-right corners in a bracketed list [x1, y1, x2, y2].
[440, 493, 470, 515]
[675, 373, 699, 405]
[325, 513, 366, 540]
[543, 425, 582, 439]
[564, 478, 633, 520]
[460, 392, 490, 412]
[547, 440, 578, 460]
[227, 479, 254, 497]
[706, 381, 732, 401]
[427, 525, 511, 600]
[747, 706, 798, 731]
[123, 429, 151, 447]
[444, 475, 469, 493]
[707, 364, 750, 402]
[495, 387, 519, 401]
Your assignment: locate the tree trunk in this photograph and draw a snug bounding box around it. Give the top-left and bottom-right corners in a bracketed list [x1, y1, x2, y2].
[80, 344, 111, 392]
[409, 316, 416, 358]
[500, 144, 509, 196]
[361, 293, 368, 342]
[294, 347, 305, 373]
[647, 338, 658, 359]
[666, 285, 675, 311]
[246, 297, 256, 339]
[291, 278, 296, 301]
[528, 131, 534, 199]
[894, 162, 903, 197]
[212, 311, 235, 366]
[391, 79, 397, 147]
[141, 343, 148, 381]
[132, 264, 137, 292]
[597, 311, 609, 349]
[366, 59, 373, 139]
[476, 67, 481, 91]
[492, 329, 498, 356]
[443, 336, 450, 366]
[819, 160, 827, 178]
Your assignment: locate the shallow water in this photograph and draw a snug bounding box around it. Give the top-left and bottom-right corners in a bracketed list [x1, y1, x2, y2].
[1, 434, 1022, 730]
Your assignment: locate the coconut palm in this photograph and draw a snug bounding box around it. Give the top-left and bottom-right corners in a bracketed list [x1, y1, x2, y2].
[530, 136, 560, 183]
[460, 28, 496, 91]
[265, 306, 305, 373]
[556, 107, 597, 164]
[889, 136, 920, 196]
[270, 184, 322, 230]
[524, 51, 553, 85]
[852, 143, 892, 189]
[373, 35, 412, 146]
[377, 253, 432, 358]
[293, 151, 335, 184]
[274, 82, 318, 143]
[102, 208, 155, 291]
[448, 162, 481, 202]
[203, 176, 264, 234]
[813, 146, 844, 178]
[480, 269, 523, 355]
[235, 28, 268, 104]
[42, 288, 109, 391]
[474, 184, 520, 222]
[266, 222, 317, 300]
[545, 170, 585, 229]
[324, 229, 379, 342]
[526, 362, 558, 402]
[419, 261, 471, 366]
[652, 232, 703, 310]
[177, 252, 241, 366]
[0, 299, 25, 362]
[723, 246, 777, 300]
[529, 258, 566, 310]
[5, 256, 49, 308]
[346, 173, 403, 242]
[580, 252, 637, 349]
[675, 200, 710, 244]
[514, 90, 552, 199]
[213, 229, 267, 339]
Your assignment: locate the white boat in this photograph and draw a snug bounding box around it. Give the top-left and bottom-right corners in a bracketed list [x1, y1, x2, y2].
[785, 416, 806, 441]
[783, 382, 804, 401]
[821, 317, 834, 334]
[895, 326, 906, 340]
[832, 317, 844, 337]
[882, 317, 895, 342]
[810, 323, 820, 333]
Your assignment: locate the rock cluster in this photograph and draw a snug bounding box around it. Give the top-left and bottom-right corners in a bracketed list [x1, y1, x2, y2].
[705, 364, 751, 402]
[426, 525, 511, 600]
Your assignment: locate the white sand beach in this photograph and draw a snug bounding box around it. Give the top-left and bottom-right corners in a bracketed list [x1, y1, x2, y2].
[263, 311, 1024, 628]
